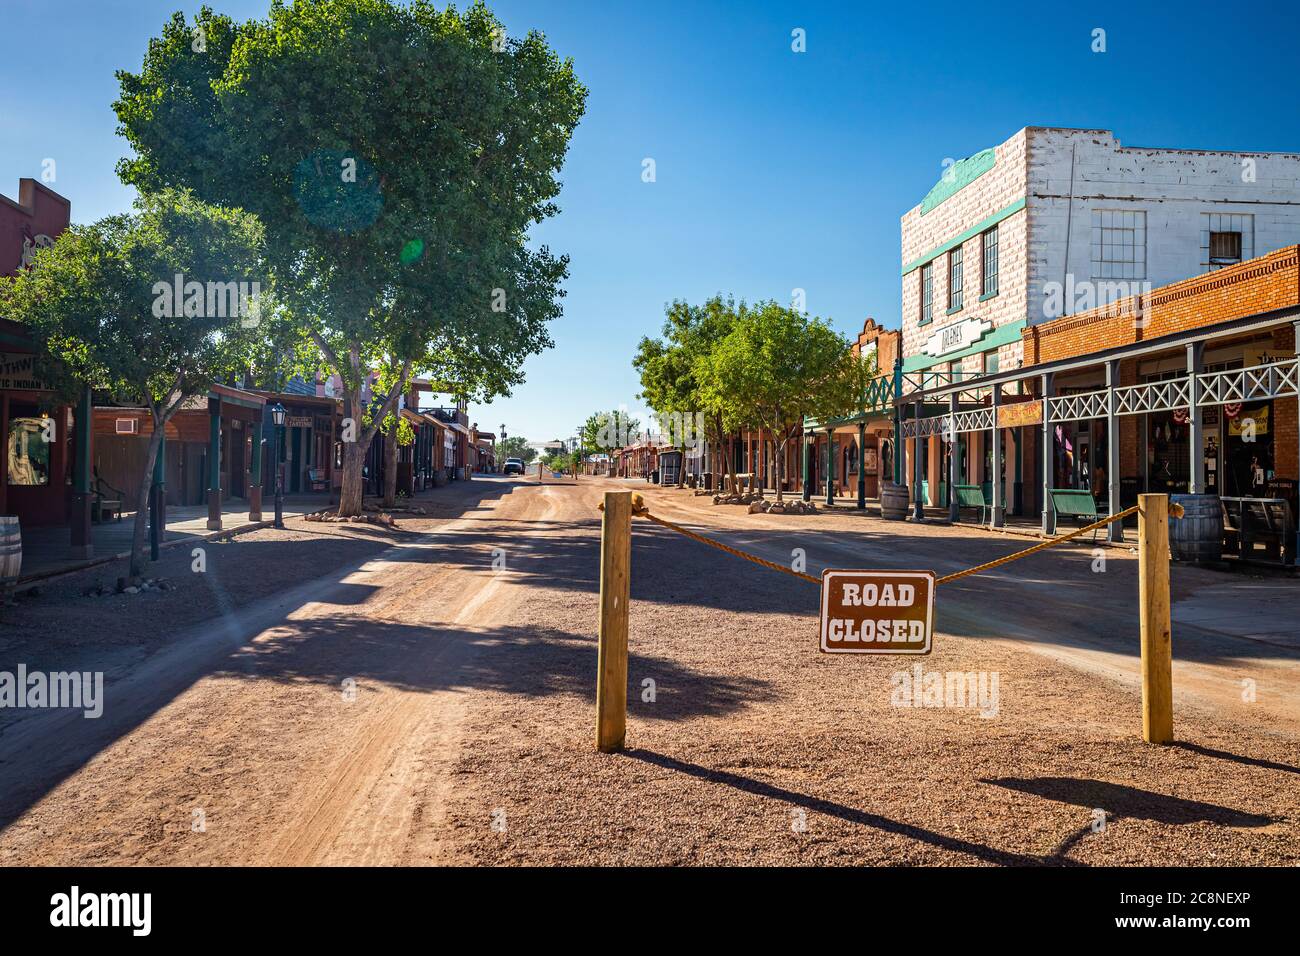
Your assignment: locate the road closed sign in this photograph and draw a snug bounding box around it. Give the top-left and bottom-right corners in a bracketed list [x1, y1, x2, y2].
[820, 569, 935, 655]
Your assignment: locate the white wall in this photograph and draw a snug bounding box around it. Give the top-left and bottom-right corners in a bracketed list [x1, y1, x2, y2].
[1026, 128, 1300, 325]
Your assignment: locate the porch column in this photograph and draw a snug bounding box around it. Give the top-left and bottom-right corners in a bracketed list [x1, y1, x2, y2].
[991, 384, 1004, 527]
[1294, 320, 1300, 561]
[802, 431, 811, 502]
[1187, 342, 1205, 494]
[892, 357, 904, 485]
[206, 395, 222, 530]
[948, 392, 960, 522]
[150, 431, 166, 560]
[1106, 360, 1123, 543]
[248, 415, 264, 522]
[69, 384, 94, 560]
[856, 422, 866, 509]
[824, 428, 835, 506]
[1041, 372, 1056, 535]
[912, 403, 925, 521]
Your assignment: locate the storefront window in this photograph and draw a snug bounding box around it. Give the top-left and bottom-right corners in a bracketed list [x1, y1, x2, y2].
[1223, 401, 1273, 497]
[8, 405, 51, 486]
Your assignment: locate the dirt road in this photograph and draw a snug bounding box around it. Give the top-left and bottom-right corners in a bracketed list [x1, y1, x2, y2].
[1, 476, 1297, 866]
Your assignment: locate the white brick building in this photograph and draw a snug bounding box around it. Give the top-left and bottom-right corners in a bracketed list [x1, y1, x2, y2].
[899, 127, 1300, 382]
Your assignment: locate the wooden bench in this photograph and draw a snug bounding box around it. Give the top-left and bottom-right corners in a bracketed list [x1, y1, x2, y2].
[1221, 496, 1294, 565]
[1049, 488, 1108, 541]
[952, 484, 988, 524]
[93, 476, 124, 523]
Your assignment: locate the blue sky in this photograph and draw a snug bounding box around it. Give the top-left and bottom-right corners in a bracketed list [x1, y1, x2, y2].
[3, 1, 1299, 442]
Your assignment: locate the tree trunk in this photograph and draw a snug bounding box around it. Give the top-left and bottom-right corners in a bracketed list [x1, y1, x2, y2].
[128, 420, 167, 579]
[382, 425, 398, 507]
[338, 437, 368, 516]
[775, 437, 786, 503]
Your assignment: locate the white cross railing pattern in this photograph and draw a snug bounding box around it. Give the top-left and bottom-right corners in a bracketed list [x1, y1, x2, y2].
[1047, 389, 1109, 423]
[1196, 359, 1299, 406]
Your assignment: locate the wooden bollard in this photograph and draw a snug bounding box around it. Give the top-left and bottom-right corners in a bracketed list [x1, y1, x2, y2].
[596, 490, 631, 752]
[1138, 494, 1174, 744]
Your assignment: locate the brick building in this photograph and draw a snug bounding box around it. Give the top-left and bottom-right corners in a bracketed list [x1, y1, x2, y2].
[885, 127, 1300, 522]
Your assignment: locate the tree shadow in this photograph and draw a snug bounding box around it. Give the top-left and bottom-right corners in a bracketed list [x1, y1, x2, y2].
[216, 618, 774, 721]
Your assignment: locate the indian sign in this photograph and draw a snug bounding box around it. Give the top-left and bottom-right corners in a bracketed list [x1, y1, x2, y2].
[0, 352, 47, 391]
[819, 569, 935, 655]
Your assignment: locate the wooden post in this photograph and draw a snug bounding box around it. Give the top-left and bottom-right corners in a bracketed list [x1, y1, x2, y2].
[596, 490, 631, 753]
[1138, 494, 1173, 744]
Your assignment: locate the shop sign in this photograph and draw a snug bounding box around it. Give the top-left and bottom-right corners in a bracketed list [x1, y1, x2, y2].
[998, 399, 1043, 429]
[285, 415, 313, 429]
[923, 317, 992, 358]
[1228, 405, 1269, 436]
[0, 352, 47, 391]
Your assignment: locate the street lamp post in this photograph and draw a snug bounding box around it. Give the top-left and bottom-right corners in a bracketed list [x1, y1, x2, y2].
[270, 402, 286, 529]
[499, 424, 507, 474]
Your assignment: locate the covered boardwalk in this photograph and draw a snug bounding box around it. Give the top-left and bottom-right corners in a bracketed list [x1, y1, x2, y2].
[885, 246, 1300, 560]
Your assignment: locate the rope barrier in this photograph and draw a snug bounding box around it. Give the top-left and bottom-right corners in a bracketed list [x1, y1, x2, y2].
[602, 494, 1171, 590]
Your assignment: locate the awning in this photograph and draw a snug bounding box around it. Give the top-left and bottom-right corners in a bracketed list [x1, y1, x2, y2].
[447, 421, 472, 437]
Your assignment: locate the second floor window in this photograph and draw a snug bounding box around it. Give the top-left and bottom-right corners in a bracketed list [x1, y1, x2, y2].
[1202, 212, 1254, 271]
[921, 262, 933, 325]
[949, 246, 963, 312]
[981, 224, 998, 297]
[1091, 209, 1146, 280]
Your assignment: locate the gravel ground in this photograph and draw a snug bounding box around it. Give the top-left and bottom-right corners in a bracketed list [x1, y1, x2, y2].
[440, 480, 1300, 866]
[1, 476, 1295, 866]
[0, 499, 449, 733]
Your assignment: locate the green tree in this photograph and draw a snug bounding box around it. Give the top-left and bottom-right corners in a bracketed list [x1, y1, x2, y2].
[635, 296, 743, 493]
[114, 0, 587, 515]
[585, 410, 640, 470]
[0, 190, 265, 576]
[499, 436, 536, 463]
[699, 301, 856, 503]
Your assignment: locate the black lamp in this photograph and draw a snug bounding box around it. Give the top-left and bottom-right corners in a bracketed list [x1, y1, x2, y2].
[270, 403, 286, 528]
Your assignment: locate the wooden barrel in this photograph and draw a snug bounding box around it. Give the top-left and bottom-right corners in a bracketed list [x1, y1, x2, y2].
[1169, 494, 1223, 563]
[880, 481, 910, 521]
[0, 516, 21, 583]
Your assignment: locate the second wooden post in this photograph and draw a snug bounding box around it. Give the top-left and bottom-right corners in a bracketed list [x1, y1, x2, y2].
[1138, 494, 1174, 744]
[596, 490, 632, 752]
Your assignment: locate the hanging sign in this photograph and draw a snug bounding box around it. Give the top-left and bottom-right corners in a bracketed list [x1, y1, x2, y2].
[820, 569, 935, 655]
[998, 399, 1043, 429]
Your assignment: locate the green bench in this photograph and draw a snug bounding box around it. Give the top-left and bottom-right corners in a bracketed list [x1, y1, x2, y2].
[952, 484, 989, 524]
[1049, 488, 1108, 541]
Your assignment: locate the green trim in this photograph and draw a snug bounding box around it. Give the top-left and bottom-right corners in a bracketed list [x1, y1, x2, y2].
[921, 149, 995, 216]
[978, 290, 999, 302]
[945, 304, 963, 316]
[902, 197, 1026, 277]
[208, 389, 264, 411]
[903, 318, 1026, 373]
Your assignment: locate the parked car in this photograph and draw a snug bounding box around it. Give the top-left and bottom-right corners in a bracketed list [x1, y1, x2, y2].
[503, 457, 525, 476]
